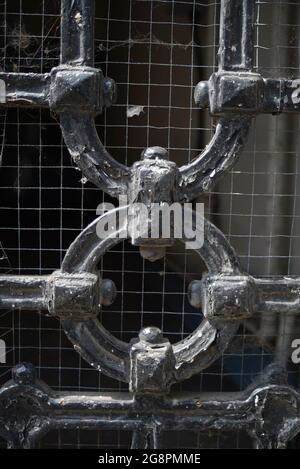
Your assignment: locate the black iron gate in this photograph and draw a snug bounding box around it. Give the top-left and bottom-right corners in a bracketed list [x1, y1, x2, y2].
[0, 0, 299, 449]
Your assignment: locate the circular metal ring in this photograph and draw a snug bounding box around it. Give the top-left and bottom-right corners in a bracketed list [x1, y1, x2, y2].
[60, 206, 241, 384]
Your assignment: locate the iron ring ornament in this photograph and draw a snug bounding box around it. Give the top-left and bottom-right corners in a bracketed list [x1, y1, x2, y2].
[59, 206, 240, 390]
[0, 0, 260, 390]
[0, 0, 300, 449]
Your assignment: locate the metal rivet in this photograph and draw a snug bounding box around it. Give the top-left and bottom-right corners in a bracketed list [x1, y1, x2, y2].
[100, 278, 117, 306]
[188, 280, 203, 309]
[103, 77, 117, 108]
[194, 81, 209, 108]
[141, 146, 169, 161]
[12, 363, 36, 385]
[139, 327, 164, 344]
[139, 246, 166, 262]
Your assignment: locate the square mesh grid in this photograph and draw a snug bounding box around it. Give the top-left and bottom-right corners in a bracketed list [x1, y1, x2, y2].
[0, 0, 299, 449]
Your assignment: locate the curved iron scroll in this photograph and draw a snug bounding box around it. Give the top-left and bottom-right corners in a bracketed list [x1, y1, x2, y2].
[1, 0, 299, 201]
[0, 0, 255, 201]
[55, 0, 255, 200]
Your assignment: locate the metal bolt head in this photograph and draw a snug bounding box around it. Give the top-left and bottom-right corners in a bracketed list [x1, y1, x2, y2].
[139, 246, 166, 262]
[139, 327, 164, 344]
[141, 147, 169, 161]
[103, 77, 117, 108]
[100, 279, 117, 307]
[188, 280, 203, 309]
[12, 363, 36, 385]
[194, 81, 209, 108]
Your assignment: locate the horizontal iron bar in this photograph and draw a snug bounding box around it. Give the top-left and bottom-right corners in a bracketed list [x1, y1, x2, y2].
[0, 73, 51, 108]
[0, 363, 299, 448]
[196, 74, 300, 115]
[2, 272, 300, 320]
[264, 78, 300, 114]
[0, 275, 48, 310]
[255, 277, 300, 315]
[191, 274, 300, 319]
[0, 69, 113, 114]
[0, 272, 101, 318]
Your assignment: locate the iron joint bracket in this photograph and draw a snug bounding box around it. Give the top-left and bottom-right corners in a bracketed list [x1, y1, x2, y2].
[195, 71, 300, 115]
[50, 66, 116, 114]
[47, 271, 101, 319]
[189, 274, 300, 320]
[129, 327, 176, 394]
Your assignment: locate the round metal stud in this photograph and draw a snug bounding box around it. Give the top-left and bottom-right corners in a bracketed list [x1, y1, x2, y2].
[188, 280, 203, 309]
[12, 363, 36, 385]
[139, 327, 164, 345]
[100, 278, 117, 306]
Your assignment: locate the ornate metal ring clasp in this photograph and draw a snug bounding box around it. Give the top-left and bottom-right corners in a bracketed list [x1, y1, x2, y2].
[60, 206, 241, 392]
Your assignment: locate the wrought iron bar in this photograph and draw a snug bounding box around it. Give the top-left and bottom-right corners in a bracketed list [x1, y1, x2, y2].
[0, 73, 50, 108]
[60, 0, 94, 67]
[0, 272, 115, 319]
[0, 363, 299, 449]
[218, 0, 255, 71]
[189, 275, 300, 318]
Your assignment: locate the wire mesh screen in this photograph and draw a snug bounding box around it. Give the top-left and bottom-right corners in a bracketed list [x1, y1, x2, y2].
[0, 0, 299, 449]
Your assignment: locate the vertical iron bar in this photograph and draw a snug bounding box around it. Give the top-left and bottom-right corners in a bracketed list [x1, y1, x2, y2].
[219, 0, 255, 71]
[61, 0, 95, 67]
[131, 428, 160, 449]
[131, 430, 149, 449]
